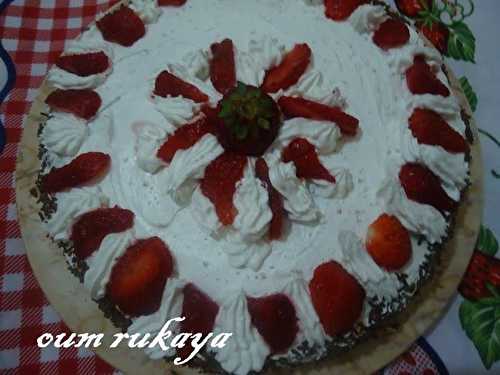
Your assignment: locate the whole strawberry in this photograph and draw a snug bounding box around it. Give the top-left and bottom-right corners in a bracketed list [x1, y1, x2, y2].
[417, 20, 450, 54]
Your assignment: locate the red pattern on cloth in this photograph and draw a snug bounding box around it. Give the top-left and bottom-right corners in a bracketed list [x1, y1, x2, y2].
[0, 1, 446, 374]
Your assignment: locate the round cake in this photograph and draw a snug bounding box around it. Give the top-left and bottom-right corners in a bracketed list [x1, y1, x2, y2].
[35, 0, 472, 373]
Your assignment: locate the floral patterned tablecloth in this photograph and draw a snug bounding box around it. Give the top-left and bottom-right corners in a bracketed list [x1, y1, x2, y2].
[0, 1, 499, 374]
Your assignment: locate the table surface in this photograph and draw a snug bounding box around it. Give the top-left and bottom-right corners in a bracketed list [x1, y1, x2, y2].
[0, 1, 499, 374]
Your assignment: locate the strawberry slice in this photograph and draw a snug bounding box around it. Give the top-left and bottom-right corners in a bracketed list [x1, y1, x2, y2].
[45, 89, 101, 120]
[459, 251, 500, 301]
[157, 117, 216, 163]
[373, 19, 410, 50]
[395, 0, 431, 18]
[399, 163, 456, 213]
[417, 21, 450, 55]
[96, 5, 145, 47]
[282, 138, 336, 183]
[278, 96, 359, 136]
[200, 152, 247, 226]
[405, 55, 450, 97]
[325, 0, 369, 21]
[247, 294, 298, 354]
[158, 0, 187, 5]
[107, 237, 173, 316]
[154, 71, 209, 103]
[366, 214, 412, 271]
[209, 39, 236, 95]
[255, 158, 286, 240]
[55, 51, 109, 77]
[409, 108, 469, 153]
[262, 44, 311, 93]
[178, 283, 219, 359]
[70, 207, 134, 260]
[42, 152, 111, 194]
[309, 261, 365, 336]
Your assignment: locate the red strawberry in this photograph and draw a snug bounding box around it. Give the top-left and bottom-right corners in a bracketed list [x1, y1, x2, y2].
[45, 89, 101, 120]
[372, 19, 410, 50]
[262, 44, 311, 94]
[42, 152, 111, 194]
[409, 108, 469, 153]
[395, 0, 431, 18]
[405, 55, 450, 97]
[209, 39, 236, 95]
[96, 6, 145, 47]
[178, 283, 219, 359]
[278, 96, 359, 136]
[399, 163, 456, 213]
[417, 21, 450, 54]
[158, 0, 187, 5]
[255, 158, 286, 240]
[154, 71, 209, 103]
[309, 261, 365, 336]
[282, 138, 335, 183]
[366, 214, 412, 271]
[107, 237, 173, 317]
[70, 207, 134, 260]
[247, 294, 298, 354]
[55, 51, 109, 77]
[157, 117, 216, 163]
[200, 152, 247, 226]
[459, 251, 500, 301]
[325, 0, 369, 21]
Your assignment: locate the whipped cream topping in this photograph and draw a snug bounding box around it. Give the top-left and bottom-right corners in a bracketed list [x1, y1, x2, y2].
[40, 0, 471, 371]
[130, 0, 162, 24]
[133, 121, 166, 174]
[349, 4, 388, 34]
[42, 113, 89, 158]
[210, 292, 270, 375]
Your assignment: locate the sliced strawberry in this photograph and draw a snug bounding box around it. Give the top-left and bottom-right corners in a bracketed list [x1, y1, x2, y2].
[157, 117, 216, 164]
[96, 5, 145, 47]
[158, 0, 187, 5]
[255, 158, 286, 240]
[459, 251, 500, 301]
[107, 237, 173, 317]
[56, 51, 109, 77]
[247, 294, 298, 354]
[282, 138, 335, 183]
[70, 207, 134, 260]
[417, 21, 450, 54]
[45, 89, 101, 120]
[42, 152, 111, 194]
[373, 19, 410, 50]
[200, 152, 247, 226]
[405, 55, 450, 97]
[309, 261, 365, 336]
[178, 283, 219, 359]
[399, 163, 456, 213]
[409, 108, 469, 153]
[262, 44, 311, 93]
[395, 0, 431, 18]
[154, 71, 209, 103]
[325, 0, 369, 21]
[366, 214, 412, 271]
[278, 96, 359, 136]
[209, 39, 236, 95]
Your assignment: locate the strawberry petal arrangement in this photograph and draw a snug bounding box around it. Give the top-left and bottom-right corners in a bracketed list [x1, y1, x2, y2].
[35, 0, 472, 374]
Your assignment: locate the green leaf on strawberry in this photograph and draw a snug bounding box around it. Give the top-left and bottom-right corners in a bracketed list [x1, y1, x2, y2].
[447, 21, 476, 62]
[459, 76, 478, 112]
[477, 226, 500, 257]
[460, 297, 500, 369]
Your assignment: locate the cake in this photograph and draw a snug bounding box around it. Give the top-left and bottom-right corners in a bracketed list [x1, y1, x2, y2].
[35, 0, 471, 373]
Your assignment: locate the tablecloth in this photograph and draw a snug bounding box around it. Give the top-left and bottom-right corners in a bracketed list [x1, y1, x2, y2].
[0, 1, 499, 374]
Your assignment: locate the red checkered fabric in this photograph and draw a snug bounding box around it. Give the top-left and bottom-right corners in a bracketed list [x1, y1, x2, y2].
[0, 1, 118, 373]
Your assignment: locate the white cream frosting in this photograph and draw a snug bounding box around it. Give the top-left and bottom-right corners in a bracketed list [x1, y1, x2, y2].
[130, 0, 162, 24]
[42, 113, 89, 158]
[133, 122, 166, 174]
[311, 167, 354, 199]
[285, 71, 347, 107]
[128, 278, 185, 359]
[153, 96, 201, 129]
[84, 230, 136, 300]
[349, 4, 388, 34]
[210, 292, 270, 375]
[46, 187, 109, 241]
